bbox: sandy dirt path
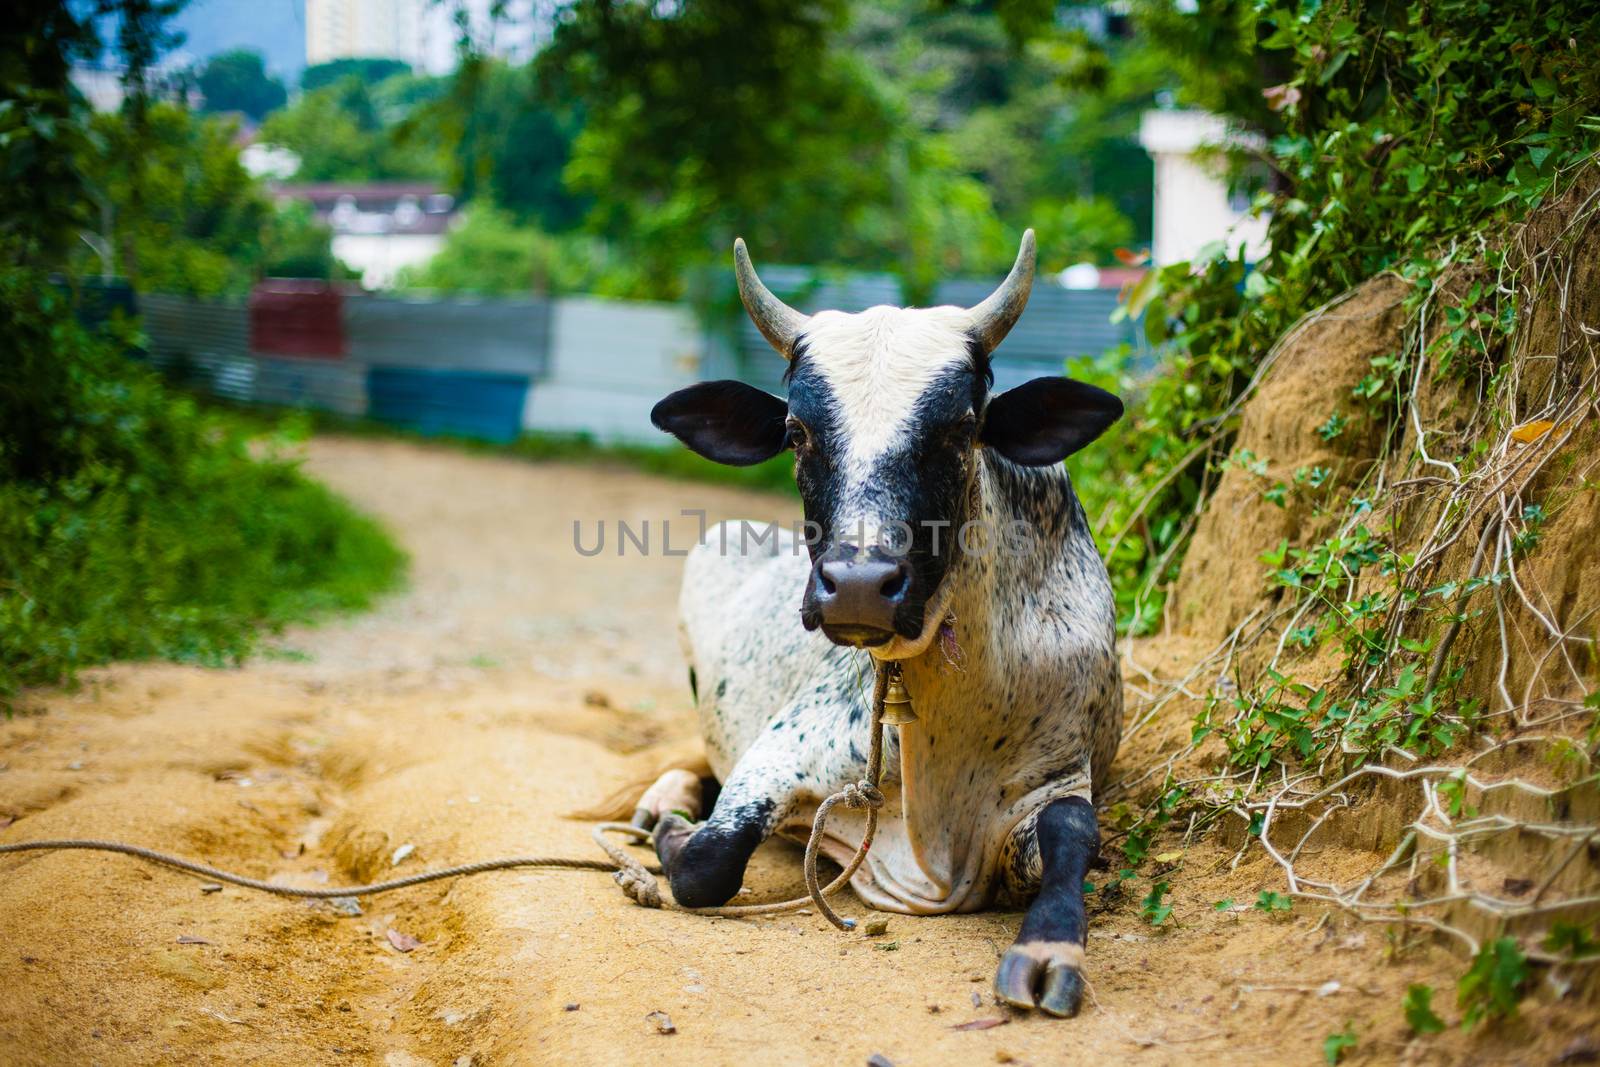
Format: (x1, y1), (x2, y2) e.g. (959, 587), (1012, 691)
(0, 436), (1575, 1067)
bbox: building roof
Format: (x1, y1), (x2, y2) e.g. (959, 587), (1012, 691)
(271, 182), (458, 236)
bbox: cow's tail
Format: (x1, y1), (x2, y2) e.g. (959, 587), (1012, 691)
(566, 742), (713, 821)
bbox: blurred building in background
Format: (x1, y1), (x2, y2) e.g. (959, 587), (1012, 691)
(1139, 109), (1270, 266)
(306, 0), (427, 67)
(273, 182), (459, 289)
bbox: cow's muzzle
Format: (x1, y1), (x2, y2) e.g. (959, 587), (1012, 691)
(800, 545), (913, 647)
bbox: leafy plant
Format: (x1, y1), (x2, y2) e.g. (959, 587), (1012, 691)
(1403, 984), (1446, 1035)
(1254, 891), (1293, 915)
(1457, 938), (1529, 1027)
(1543, 922), (1600, 960)
(1140, 880), (1173, 926)
(0, 272), (405, 702)
(1323, 1025), (1357, 1065)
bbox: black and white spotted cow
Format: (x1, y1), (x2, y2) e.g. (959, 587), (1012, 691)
(641, 231), (1124, 1018)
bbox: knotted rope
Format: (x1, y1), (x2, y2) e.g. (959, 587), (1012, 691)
(0, 666), (891, 931)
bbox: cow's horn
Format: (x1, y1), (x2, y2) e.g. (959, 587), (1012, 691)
(969, 229), (1036, 353)
(734, 237), (807, 359)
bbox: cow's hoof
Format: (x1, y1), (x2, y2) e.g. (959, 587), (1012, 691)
(635, 769), (703, 831)
(994, 941), (1085, 1018)
(652, 811), (697, 869)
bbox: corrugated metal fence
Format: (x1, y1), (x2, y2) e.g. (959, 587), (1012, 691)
(139, 270), (1141, 445)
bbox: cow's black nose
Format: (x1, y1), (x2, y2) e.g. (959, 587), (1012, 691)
(810, 553), (911, 642)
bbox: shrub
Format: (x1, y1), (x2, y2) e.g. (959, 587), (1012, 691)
(0, 270), (405, 702)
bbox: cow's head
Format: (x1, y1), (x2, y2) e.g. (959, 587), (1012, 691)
(652, 231), (1123, 656)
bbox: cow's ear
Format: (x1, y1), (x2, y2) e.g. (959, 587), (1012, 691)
(980, 377), (1123, 466)
(651, 380), (789, 466)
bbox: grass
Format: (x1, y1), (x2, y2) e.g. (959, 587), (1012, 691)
(1, 278), (407, 705)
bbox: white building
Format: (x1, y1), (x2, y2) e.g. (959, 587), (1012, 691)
(306, 0), (427, 68)
(1138, 109), (1270, 266)
(273, 182), (458, 289)
(306, 0), (542, 75)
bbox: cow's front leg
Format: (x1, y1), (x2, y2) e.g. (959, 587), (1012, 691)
(652, 740), (799, 909)
(995, 795), (1099, 1018)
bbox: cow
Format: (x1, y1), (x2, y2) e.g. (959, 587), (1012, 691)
(639, 231), (1124, 1018)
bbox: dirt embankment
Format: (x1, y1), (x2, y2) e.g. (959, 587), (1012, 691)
(2, 435), (1593, 1067)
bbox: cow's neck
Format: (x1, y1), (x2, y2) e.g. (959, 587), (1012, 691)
(882, 453), (1088, 882)
(897, 451), (1081, 704)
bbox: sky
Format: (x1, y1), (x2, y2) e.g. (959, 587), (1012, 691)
(165, 0), (545, 82)
(171, 0), (309, 80)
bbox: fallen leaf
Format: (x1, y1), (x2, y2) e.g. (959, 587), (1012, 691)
(199, 883), (223, 894)
(176, 935), (211, 945)
(1153, 851), (1183, 864)
(875, 940), (900, 951)
(1511, 419), (1555, 443)
(862, 917), (891, 937)
(644, 1010), (676, 1035)
(952, 1017), (1010, 1032)
(391, 843), (415, 867)
(386, 929), (423, 953)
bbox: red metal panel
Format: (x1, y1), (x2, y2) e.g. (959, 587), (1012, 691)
(249, 280), (346, 358)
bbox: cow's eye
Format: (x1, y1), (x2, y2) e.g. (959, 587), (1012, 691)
(785, 416), (812, 452)
(946, 413), (978, 447)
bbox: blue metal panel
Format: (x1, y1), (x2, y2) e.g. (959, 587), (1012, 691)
(366, 366), (529, 443)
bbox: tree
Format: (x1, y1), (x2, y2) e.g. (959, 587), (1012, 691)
(301, 57), (410, 92)
(0, 2), (103, 263)
(197, 48), (287, 120)
(258, 77), (445, 181)
(73, 102), (338, 295)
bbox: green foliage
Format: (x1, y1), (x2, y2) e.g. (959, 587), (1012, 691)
(196, 48), (287, 120)
(524, 0), (1150, 299)
(1084, 0), (1600, 638)
(1457, 938), (1529, 1028)
(1139, 879), (1173, 925)
(1031, 197), (1135, 271)
(0, 3), (105, 263)
(398, 203), (620, 296)
(72, 103), (283, 296)
(1322, 1025), (1357, 1065)
(1254, 890), (1292, 914)
(0, 271), (405, 701)
(261, 200), (343, 281)
(1403, 984), (1446, 1034)
(259, 77), (446, 182)
(1543, 921), (1600, 960)
(301, 58), (411, 92)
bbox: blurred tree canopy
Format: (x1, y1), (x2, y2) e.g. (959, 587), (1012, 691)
(375, 0), (1164, 299)
(196, 48), (286, 120)
(259, 74), (448, 181)
(300, 57), (411, 92)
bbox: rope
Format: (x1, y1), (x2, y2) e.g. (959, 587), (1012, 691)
(0, 666), (892, 930)
(0, 838), (638, 897)
(591, 664), (889, 929)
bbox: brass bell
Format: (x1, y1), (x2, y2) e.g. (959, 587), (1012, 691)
(879, 664), (918, 726)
